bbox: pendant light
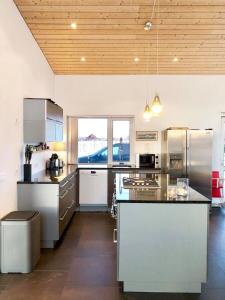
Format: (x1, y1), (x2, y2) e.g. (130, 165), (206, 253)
(143, 103), (152, 121)
(151, 0), (163, 116)
(151, 94), (162, 114)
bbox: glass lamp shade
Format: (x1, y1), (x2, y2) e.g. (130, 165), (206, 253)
(143, 104), (152, 121)
(151, 94), (162, 115)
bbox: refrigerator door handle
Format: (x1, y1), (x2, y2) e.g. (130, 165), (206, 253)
(186, 132), (190, 178)
(186, 148), (190, 178)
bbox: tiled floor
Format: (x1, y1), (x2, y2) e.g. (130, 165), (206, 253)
(1, 209), (225, 299)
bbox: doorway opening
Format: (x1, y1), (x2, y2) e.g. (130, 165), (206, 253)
(212, 115), (225, 207)
(221, 116), (225, 190)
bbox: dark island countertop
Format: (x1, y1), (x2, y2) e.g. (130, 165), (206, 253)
(17, 165), (77, 184)
(115, 173), (211, 204)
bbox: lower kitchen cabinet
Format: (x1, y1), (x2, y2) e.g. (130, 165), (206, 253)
(17, 171), (78, 248)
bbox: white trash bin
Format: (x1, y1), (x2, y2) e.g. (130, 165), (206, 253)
(1, 211), (40, 273)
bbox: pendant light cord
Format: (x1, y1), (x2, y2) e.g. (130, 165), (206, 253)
(146, 0), (158, 75)
(145, 0), (158, 104)
(145, 46), (149, 105)
(151, 0), (158, 20)
(156, 0), (159, 75)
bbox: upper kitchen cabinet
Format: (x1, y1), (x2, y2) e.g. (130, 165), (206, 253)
(23, 98), (63, 143)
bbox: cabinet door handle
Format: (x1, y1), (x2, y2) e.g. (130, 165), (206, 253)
(113, 228), (117, 244)
(60, 208), (69, 221)
(68, 200), (75, 210)
(60, 180), (69, 188)
(59, 190), (68, 199)
(68, 183), (75, 190)
(69, 174), (75, 181)
(59, 201), (75, 221)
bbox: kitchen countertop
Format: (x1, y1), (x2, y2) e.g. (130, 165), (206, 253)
(17, 165), (77, 184)
(17, 164), (161, 184)
(115, 173), (211, 204)
(77, 164), (161, 171)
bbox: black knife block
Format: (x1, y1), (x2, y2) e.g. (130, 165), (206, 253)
(24, 164), (32, 182)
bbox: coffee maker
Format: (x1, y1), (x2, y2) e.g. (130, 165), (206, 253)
(46, 153), (64, 170)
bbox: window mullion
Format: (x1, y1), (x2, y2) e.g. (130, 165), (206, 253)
(108, 118), (113, 164)
(130, 118), (135, 164)
(111, 117), (134, 164)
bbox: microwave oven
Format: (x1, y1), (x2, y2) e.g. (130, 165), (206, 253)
(138, 154), (160, 168)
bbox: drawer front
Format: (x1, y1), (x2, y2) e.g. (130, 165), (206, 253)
(59, 200), (75, 237)
(59, 171), (76, 216)
(58, 171), (76, 237)
(68, 180), (76, 204)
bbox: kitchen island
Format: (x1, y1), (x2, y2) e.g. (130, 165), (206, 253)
(114, 173), (211, 293)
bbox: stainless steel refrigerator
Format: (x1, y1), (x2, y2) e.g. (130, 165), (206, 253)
(161, 128), (213, 199)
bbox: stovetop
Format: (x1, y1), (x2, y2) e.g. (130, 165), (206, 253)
(123, 177), (160, 189)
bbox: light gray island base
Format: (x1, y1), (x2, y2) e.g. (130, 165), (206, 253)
(117, 203), (209, 293)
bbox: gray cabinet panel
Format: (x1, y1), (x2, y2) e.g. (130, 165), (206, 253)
(17, 184), (59, 248)
(24, 98), (63, 143)
(17, 171), (76, 248)
(55, 122), (64, 142)
(46, 101), (63, 122)
(46, 119), (56, 142)
(117, 203), (208, 292)
(55, 106), (63, 123)
(24, 120), (46, 143)
(46, 100), (57, 120)
(23, 99), (46, 121)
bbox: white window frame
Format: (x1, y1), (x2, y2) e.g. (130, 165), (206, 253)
(67, 115), (135, 165)
(220, 113), (225, 176)
(110, 116), (135, 165)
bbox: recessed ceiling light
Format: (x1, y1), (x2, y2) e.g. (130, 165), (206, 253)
(144, 21), (152, 31)
(81, 57), (86, 62)
(134, 57), (139, 62)
(173, 57), (179, 62)
(70, 22), (77, 29)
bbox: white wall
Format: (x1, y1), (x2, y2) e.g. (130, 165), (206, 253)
(55, 75), (225, 170)
(0, 0), (54, 217)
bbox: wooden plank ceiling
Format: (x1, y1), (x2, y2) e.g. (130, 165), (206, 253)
(14, 0), (225, 75)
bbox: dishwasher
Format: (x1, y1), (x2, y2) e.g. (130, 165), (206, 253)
(79, 169), (108, 208)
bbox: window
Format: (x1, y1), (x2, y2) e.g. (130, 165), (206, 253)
(70, 116), (134, 164)
(112, 120), (130, 162)
(78, 118), (108, 164)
